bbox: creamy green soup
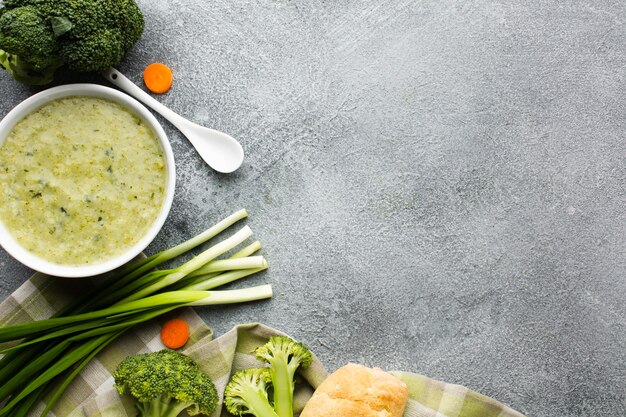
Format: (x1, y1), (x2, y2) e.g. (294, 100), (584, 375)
(0, 96), (167, 265)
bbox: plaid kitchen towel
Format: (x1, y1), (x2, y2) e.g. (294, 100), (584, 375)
(0, 272), (526, 417)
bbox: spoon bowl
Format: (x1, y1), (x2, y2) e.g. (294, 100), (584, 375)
(103, 67), (244, 173)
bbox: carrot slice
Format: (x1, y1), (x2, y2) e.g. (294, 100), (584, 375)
(143, 63), (173, 94)
(160, 318), (189, 349)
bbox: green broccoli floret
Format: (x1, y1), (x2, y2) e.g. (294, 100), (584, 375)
(0, 0), (143, 84)
(0, 5), (63, 84)
(255, 336), (312, 417)
(113, 350), (218, 417)
(224, 368), (279, 417)
(224, 336), (312, 417)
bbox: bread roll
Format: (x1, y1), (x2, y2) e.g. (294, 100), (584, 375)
(300, 363), (409, 417)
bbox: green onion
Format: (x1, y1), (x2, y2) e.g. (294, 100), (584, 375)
(40, 331), (122, 416)
(0, 209), (272, 416)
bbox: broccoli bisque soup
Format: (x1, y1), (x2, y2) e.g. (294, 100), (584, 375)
(0, 96), (167, 265)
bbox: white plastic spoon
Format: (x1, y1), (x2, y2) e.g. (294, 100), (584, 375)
(103, 67), (244, 173)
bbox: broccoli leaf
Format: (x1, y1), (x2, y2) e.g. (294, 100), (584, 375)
(50, 16), (72, 37)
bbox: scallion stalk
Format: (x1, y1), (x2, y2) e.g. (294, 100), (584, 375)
(0, 209), (273, 417)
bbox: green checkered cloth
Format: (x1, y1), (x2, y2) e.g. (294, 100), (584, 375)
(0, 272), (526, 417)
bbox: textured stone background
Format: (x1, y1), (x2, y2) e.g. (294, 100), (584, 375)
(1, 1), (625, 416)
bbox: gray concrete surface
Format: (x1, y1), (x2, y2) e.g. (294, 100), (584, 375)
(1, 1), (625, 415)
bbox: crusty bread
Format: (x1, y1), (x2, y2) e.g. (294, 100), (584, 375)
(300, 363), (409, 417)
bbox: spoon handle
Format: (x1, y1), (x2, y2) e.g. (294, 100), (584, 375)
(102, 68), (188, 131)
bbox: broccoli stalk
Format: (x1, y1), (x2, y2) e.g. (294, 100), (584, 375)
(224, 336), (312, 417)
(0, 0), (144, 84)
(114, 350), (218, 417)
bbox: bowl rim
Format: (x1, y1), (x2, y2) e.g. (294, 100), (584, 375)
(0, 83), (176, 278)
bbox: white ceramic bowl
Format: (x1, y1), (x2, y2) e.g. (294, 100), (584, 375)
(0, 84), (176, 278)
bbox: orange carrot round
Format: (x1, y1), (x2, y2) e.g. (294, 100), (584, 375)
(143, 62), (173, 94)
(160, 318), (189, 349)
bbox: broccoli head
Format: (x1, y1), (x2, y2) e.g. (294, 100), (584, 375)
(0, 0), (144, 84)
(113, 350), (218, 417)
(0, 5), (62, 84)
(224, 368), (279, 417)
